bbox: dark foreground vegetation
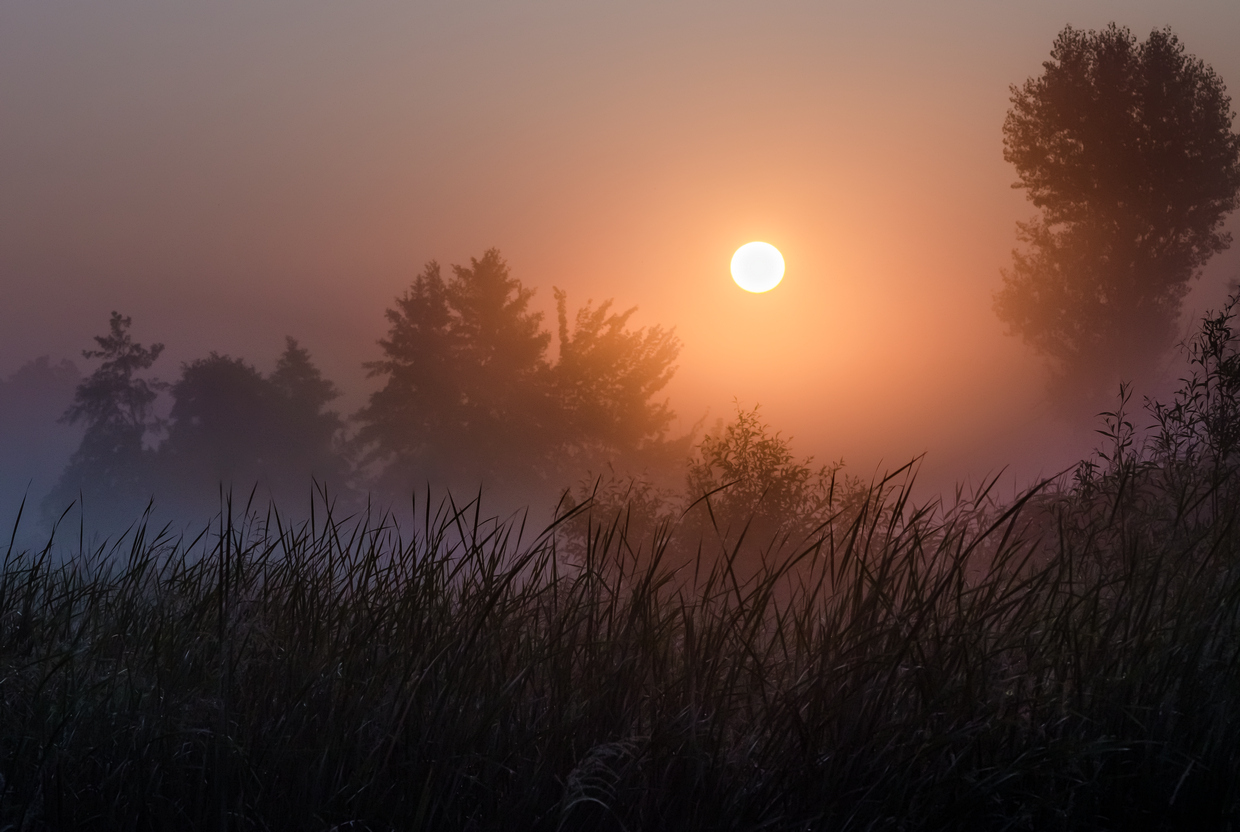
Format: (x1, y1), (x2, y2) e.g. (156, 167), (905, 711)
(2, 475), (1239, 832)
(9, 307), (1240, 831)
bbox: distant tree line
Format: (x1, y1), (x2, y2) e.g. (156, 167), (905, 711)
(43, 313), (347, 523)
(41, 250), (688, 525)
(42, 248), (859, 577)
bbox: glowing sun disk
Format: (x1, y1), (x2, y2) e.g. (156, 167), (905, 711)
(731, 242), (785, 293)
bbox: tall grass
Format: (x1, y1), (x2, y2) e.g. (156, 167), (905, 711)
(3, 453), (1240, 831)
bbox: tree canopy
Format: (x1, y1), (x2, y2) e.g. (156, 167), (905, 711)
(44, 312), (165, 520)
(355, 251), (554, 492)
(684, 402), (852, 549)
(995, 24), (1240, 396)
(45, 314), (347, 524)
(356, 249), (682, 497)
(158, 340), (345, 512)
(45, 252), (683, 519)
(553, 288), (680, 469)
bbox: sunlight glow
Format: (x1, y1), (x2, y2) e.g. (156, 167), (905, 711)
(730, 242), (785, 293)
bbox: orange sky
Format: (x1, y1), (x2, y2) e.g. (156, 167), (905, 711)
(3, 0), (1240, 500)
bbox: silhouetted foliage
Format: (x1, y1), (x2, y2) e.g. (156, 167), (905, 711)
(995, 24), (1240, 398)
(62, 312), (164, 437)
(1148, 297), (1240, 477)
(557, 403), (866, 576)
(40, 315), (348, 524)
(357, 249), (683, 498)
(684, 402), (862, 552)
(43, 312), (164, 521)
(163, 354), (271, 481)
(268, 337), (347, 481)
(356, 251), (554, 493)
(158, 340), (345, 511)
(555, 467), (683, 569)
(1075, 293), (1240, 511)
(1047, 292), (1240, 561)
(0, 357), (80, 424)
(354, 260), (459, 487)
(554, 288), (682, 473)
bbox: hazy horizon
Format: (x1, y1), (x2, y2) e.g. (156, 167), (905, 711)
(5, 0), (1240, 513)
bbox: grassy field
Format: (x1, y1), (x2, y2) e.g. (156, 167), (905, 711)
(3, 435), (1240, 832)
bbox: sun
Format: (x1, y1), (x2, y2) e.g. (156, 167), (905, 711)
(730, 242), (785, 293)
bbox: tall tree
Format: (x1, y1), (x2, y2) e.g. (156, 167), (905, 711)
(445, 249), (554, 475)
(357, 249), (685, 498)
(995, 24), (1240, 397)
(44, 312), (164, 520)
(161, 354), (273, 491)
(158, 341), (345, 511)
(356, 250), (554, 493)
(553, 288), (682, 472)
(355, 261), (456, 486)
(267, 337), (346, 484)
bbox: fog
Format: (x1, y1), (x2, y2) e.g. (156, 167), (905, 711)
(4, 0), (1240, 535)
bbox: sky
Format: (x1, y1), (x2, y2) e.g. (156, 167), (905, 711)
(3, 0), (1240, 505)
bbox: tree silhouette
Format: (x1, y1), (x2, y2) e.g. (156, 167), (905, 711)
(355, 261), (456, 486)
(357, 250), (554, 493)
(268, 337), (346, 484)
(995, 24), (1240, 398)
(44, 312), (164, 520)
(357, 249), (683, 498)
(161, 354), (272, 493)
(553, 288), (682, 472)
(685, 403), (845, 546)
(158, 341), (345, 511)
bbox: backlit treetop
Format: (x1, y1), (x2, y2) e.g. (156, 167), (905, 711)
(356, 249), (683, 496)
(995, 24), (1240, 398)
(553, 288), (680, 469)
(44, 312), (165, 521)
